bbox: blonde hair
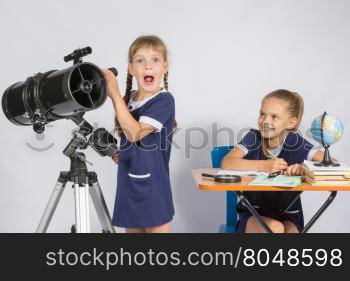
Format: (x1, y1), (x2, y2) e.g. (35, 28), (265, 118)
(261, 89), (304, 157)
(115, 35), (173, 136)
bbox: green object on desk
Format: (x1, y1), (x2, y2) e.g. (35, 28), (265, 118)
(249, 175), (303, 187)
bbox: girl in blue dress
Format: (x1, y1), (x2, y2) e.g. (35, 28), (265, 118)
(222, 89), (326, 233)
(103, 35), (176, 233)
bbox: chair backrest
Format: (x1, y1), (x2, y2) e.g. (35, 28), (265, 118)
(211, 146), (237, 228)
(211, 146), (234, 168)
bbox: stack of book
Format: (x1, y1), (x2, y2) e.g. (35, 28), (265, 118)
(302, 160), (350, 185)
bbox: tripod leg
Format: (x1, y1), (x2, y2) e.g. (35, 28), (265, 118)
(89, 172), (115, 233)
(73, 181), (91, 233)
(36, 172), (68, 233)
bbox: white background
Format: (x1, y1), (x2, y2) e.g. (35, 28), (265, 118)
(0, 0), (349, 232)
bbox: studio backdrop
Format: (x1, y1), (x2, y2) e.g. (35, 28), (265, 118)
(1, 0), (350, 232)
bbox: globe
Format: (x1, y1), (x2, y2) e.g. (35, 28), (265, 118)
(310, 112), (344, 166)
(311, 112), (344, 146)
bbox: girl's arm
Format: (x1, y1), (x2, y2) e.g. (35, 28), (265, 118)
(311, 151), (337, 162)
(103, 69), (155, 142)
(221, 147), (288, 173)
(285, 150), (338, 176)
(312, 151), (324, 162)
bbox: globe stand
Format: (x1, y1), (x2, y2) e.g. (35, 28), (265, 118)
(314, 144), (340, 167)
(313, 111), (340, 167)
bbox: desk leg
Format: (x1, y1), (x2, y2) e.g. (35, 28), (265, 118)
(302, 191), (337, 233)
(236, 191), (273, 233)
(279, 191), (303, 217)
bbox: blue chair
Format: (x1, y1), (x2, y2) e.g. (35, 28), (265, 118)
(211, 146), (237, 233)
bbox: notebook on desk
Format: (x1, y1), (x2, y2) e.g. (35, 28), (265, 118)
(249, 175), (303, 187)
(217, 170), (268, 177)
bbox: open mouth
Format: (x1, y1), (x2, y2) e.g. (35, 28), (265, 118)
(144, 75), (154, 83)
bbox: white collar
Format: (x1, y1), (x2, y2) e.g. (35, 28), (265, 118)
(128, 89), (167, 111)
(266, 134), (288, 158)
(267, 145), (282, 158)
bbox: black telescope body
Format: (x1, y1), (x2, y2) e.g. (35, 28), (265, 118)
(2, 62), (107, 128)
(1, 47), (119, 158)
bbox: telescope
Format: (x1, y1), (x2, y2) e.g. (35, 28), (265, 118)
(2, 46), (118, 157)
(1, 47), (119, 232)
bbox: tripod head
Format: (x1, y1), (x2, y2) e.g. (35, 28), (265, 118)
(63, 114), (118, 161)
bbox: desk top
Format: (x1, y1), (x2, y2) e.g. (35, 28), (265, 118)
(192, 168), (350, 191)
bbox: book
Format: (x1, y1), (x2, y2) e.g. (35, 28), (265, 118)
(302, 160), (350, 177)
(305, 175), (350, 181)
(249, 175), (303, 187)
(304, 176), (350, 186)
(303, 160), (350, 171)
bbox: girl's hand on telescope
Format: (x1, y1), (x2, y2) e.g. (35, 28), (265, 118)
(102, 69), (122, 99)
(111, 153), (119, 164)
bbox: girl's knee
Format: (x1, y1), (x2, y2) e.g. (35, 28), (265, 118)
(145, 223), (171, 233)
(267, 220), (284, 233)
(125, 228), (145, 233)
(283, 220), (299, 233)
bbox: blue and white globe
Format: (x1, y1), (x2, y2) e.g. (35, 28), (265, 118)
(311, 113), (344, 146)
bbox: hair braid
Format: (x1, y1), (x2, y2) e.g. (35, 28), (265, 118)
(115, 72), (133, 136)
(164, 71), (168, 91)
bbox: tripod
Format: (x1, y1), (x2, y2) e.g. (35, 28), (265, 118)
(36, 152), (115, 233)
(36, 143), (115, 233)
(34, 112), (118, 233)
